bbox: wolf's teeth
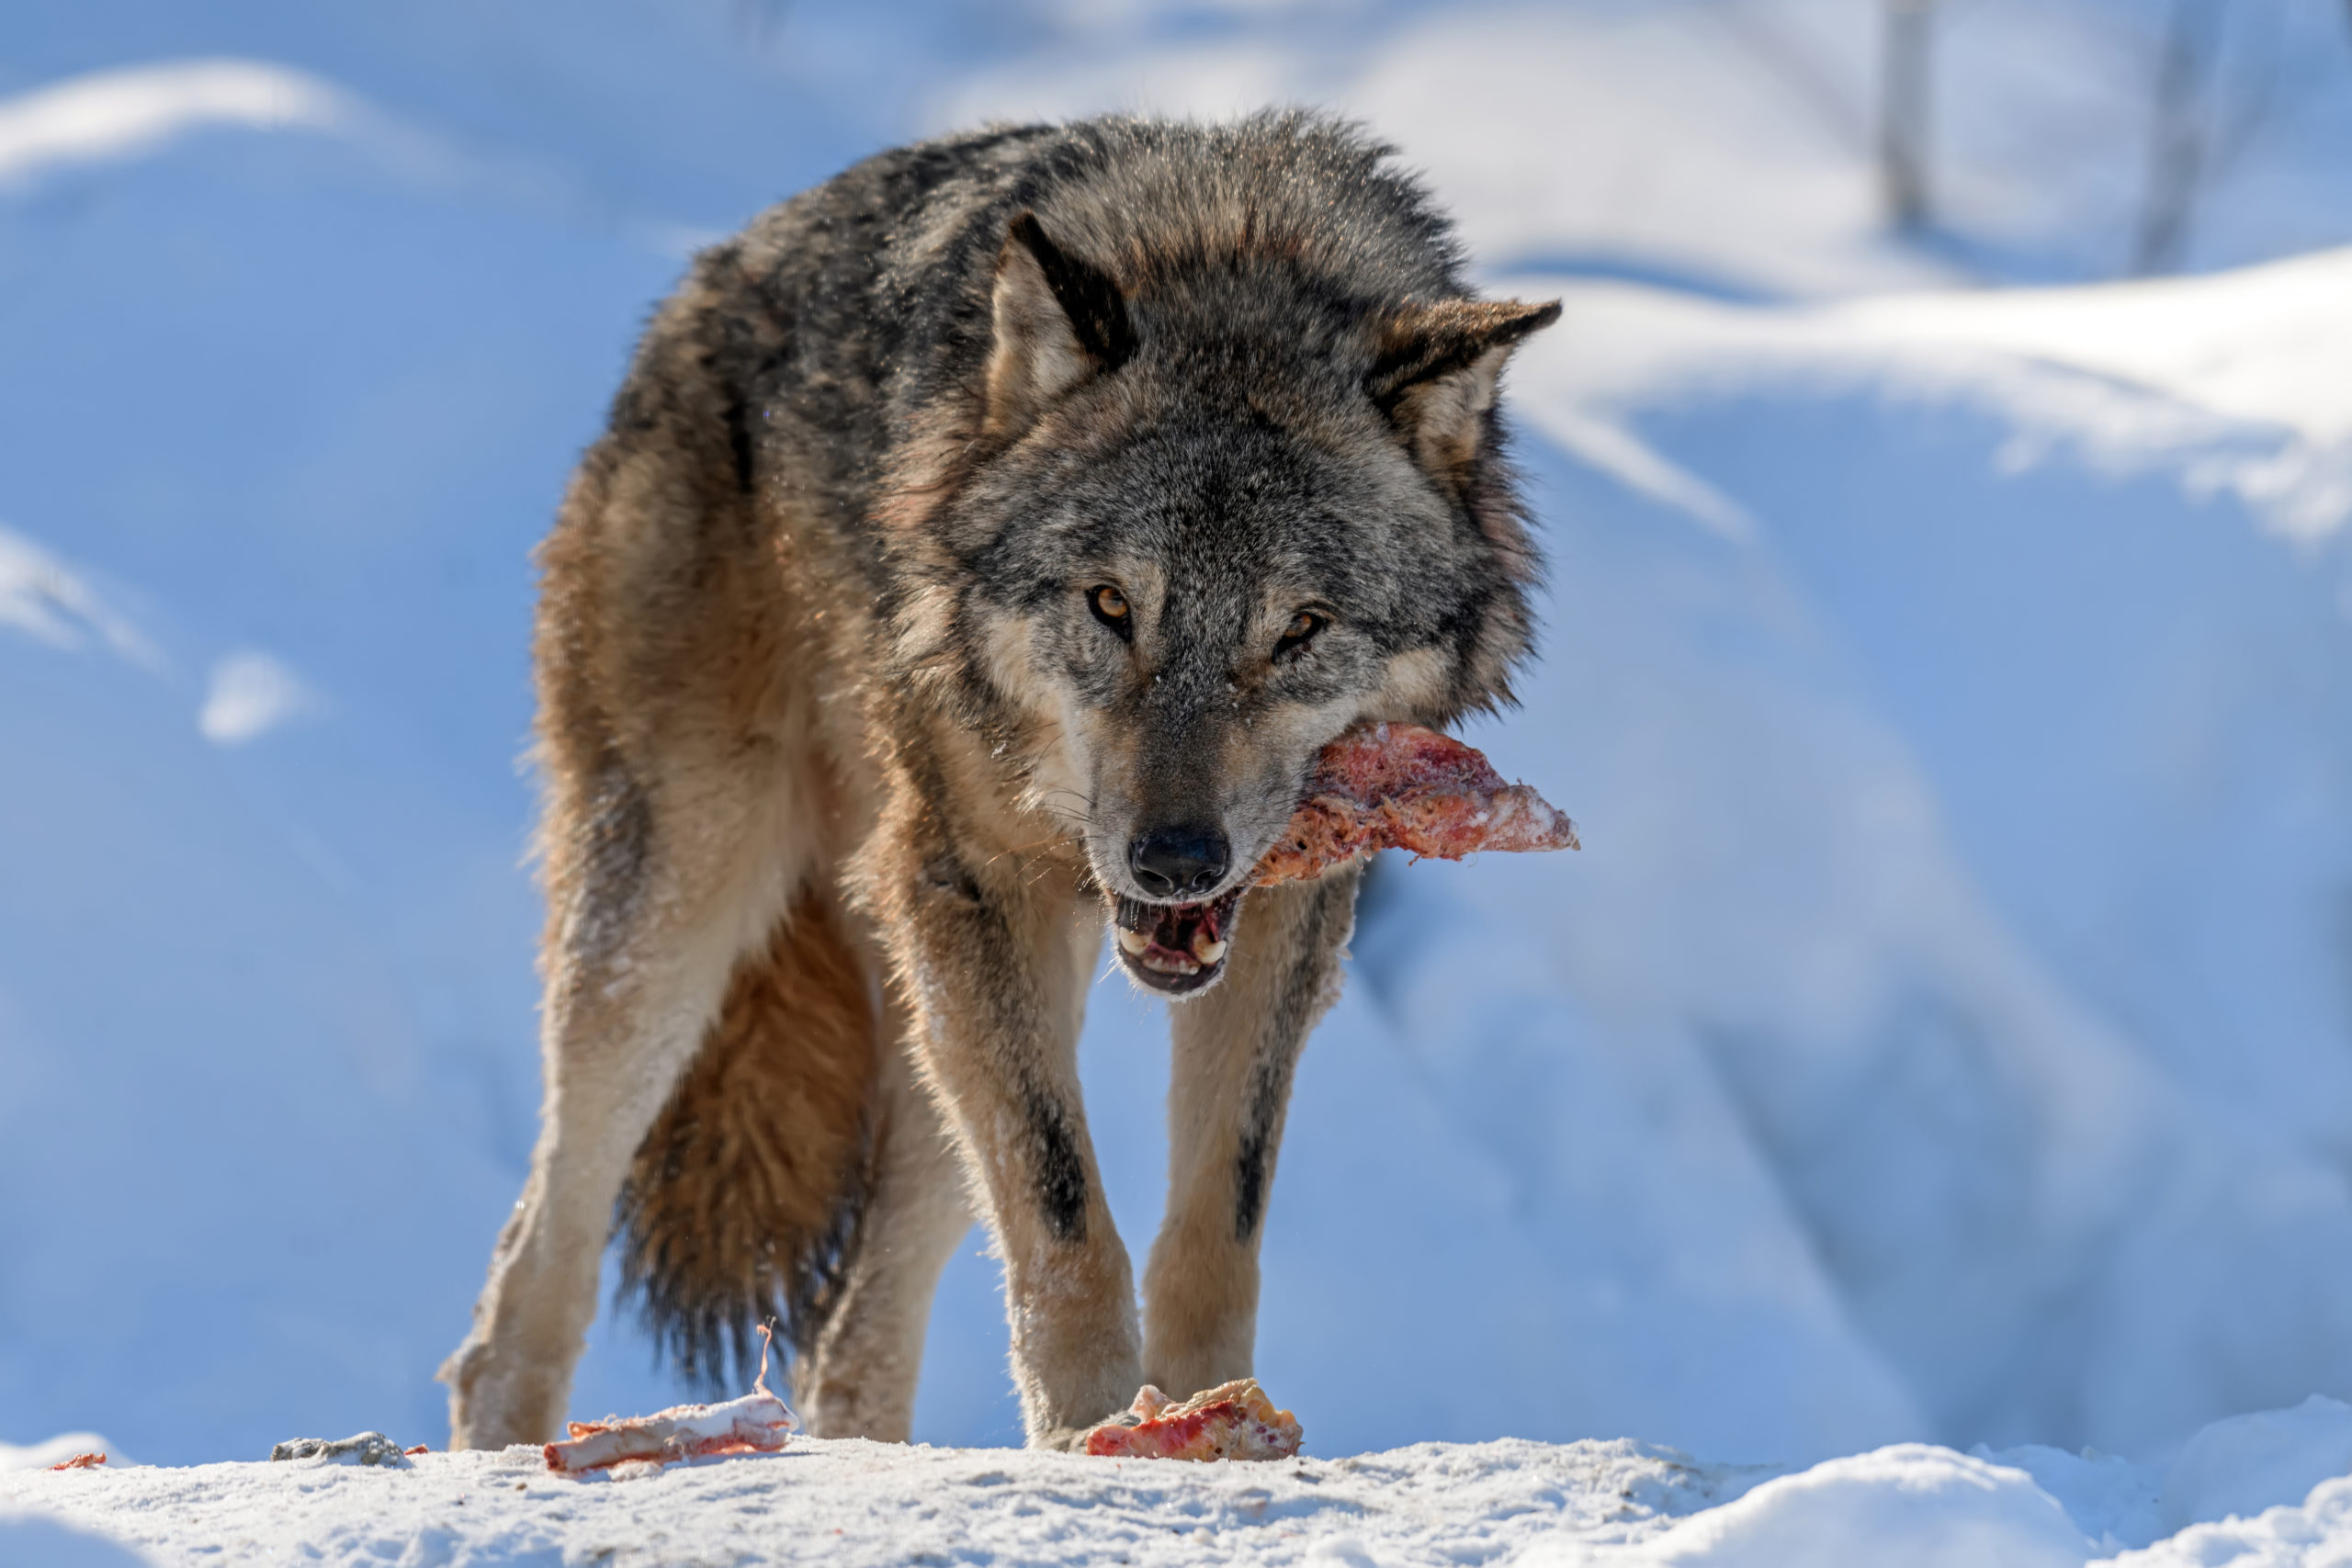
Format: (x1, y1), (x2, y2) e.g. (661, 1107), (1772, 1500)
(1115, 927), (1150, 956)
(1192, 934), (1227, 965)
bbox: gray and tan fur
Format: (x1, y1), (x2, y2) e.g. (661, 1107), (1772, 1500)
(441, 111), (1557, 1451)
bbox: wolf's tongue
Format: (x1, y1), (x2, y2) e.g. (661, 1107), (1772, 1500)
(1111, 886), (1245, 977)
(1152, 907), (1203, 960)
(1113, 908), (1193, 961)
(1110, 902), (1226, 969)
(1171, 910), (1225, 964)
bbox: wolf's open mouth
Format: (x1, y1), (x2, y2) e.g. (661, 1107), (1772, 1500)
(1111, 886), (1245, 995)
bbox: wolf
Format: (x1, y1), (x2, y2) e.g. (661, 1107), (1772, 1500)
(440, 110), (1557, 1452)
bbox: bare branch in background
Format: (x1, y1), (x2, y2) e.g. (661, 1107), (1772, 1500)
(1880, 0), (1938, 231)
(2135, 0), (2223, 275)
(2206, 0), (2281, 178)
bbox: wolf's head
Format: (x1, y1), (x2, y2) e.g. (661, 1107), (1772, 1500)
(898, 144), (1555, 996)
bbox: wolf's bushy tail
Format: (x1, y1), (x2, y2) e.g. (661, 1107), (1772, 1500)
(614, 886), (878, 1393)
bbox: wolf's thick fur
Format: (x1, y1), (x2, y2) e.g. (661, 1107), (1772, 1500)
(442, 112), (1555, 1450)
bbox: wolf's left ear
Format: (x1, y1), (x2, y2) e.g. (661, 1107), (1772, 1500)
(1368, 298), (1562, 479)
(981, 212), (1136, 441)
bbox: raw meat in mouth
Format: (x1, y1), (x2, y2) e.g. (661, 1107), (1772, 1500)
(1252, 721), (1579, 885)
(1110, 723), (1576, 993)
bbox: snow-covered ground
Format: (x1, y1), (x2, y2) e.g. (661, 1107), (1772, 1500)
(13, 1396), (2352, 1565)
(7, 0), (2352, 1562)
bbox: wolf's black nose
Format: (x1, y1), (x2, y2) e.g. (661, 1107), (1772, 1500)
(1129, 826), (1229, 899)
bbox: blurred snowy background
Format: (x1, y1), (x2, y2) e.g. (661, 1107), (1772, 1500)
(4, 0), (2352, 1475)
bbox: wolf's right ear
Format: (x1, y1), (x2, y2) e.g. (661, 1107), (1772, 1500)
(981, 212), (1136, 442)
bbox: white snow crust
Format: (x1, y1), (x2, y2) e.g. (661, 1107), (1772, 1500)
(15, 1405), (2352, 1567)
(2, 1438), (1759, 1567)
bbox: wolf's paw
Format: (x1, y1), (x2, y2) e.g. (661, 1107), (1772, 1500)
(1082, 1379), (1301, 1461)
(1031, 1420), (1115, 1454)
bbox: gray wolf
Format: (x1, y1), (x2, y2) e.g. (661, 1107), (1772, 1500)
(440, 110), (1556, 1451)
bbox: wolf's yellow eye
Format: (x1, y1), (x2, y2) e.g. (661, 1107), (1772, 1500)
(1279, 606), (1336, 658)
(1274, 609), (1327, 660)
(1089, 584), (1133, 638)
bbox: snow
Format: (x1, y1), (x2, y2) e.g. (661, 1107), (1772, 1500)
(0, 1514), (150, 1568)
(1510, 247), (2352, 543)
(937, 4), (1947, 298)
(0, 60), (350, 189)
(1572, 1446), (2093, 1567)
(2157, 1398), (2352, 1538)
(1457, 232), (2352, 1464)
(0, 522), (157, 665)
(938, 0), (2352, 292)
(2, 1436), (1758, 1567)
(6, 0), (2352, 1562)
(12, 1409), (2352, 1565)
(2118, 1477), (2352, 1568)
(197, 649), (321, 746)
(0, 1435), (126, 1474)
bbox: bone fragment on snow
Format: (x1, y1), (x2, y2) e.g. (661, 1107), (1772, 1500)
(544, 1325), (797, 1475)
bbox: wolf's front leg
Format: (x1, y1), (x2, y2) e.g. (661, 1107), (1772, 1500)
(1143, 866), (1360, 1400)
(877, 824), (1142, 1448)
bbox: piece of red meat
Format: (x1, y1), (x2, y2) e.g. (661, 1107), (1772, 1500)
(1253, 722), (1577, 886)
(1083, 1379), (1302, 1461)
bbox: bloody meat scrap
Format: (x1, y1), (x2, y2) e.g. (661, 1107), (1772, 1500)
(1084, 1379), (1302, 1461)
(544, 1326), (797, 1475)
(1253, 723), (1578, 886)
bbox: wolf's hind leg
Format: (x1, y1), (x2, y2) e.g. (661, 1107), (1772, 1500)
(442, 768), (813, 1450)
(795, 999), (974, 1441)
(1143, 866), (1360, 1401)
